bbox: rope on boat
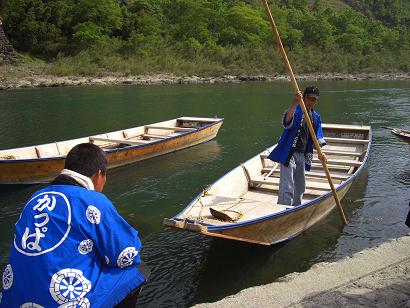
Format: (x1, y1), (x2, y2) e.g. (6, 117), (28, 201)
(185, 184), (212, 221)
(211, 199), (252, 222)
(186, 184), (264, 223)
(0, 155), (17, 159)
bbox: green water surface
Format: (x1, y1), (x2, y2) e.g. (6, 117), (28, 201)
(0, 80), (409, 307)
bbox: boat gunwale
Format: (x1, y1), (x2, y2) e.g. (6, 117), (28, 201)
(0, 118), (224, 163)
(392, 130), (410, 138)
(171, 125), (372, 231)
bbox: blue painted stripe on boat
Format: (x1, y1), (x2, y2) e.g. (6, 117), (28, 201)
(0, 156), (65, 163)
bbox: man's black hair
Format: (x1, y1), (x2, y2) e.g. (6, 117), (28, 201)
(65, 143), (107, 177)
(303, 86), (320, 98)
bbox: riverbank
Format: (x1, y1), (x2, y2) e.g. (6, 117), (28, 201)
(194, 235), (410, 308)
(1, 71), (410, 90)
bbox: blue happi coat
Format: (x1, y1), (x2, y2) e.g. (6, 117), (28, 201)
(268, 105), (326, 171)
(1, 184), (145, 307)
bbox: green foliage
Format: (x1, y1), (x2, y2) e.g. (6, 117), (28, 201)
(1, 0), (69, 56)
(72, 22), (107, 50)
(0, 0), (408, 73)
(72, 0), (122, 34)
(219, 3), (269, 45)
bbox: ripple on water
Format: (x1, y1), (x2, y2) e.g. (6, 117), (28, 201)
(137, 230), (211, 307)
(0, 81), (409, 307)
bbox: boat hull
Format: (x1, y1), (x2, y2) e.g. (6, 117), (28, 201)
(202, 183), (352, 245)
(164, 123), (371, 245)
(392, 131), (410, 144)
(0, 121), (222, 184)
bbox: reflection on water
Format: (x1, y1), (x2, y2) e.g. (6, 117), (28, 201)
(110, 140), (223, 200)
(138, 229), (212, 307)
(397, 169), (410, 186)
(193, 239), (283, 304)
(0, 81), (409, 307)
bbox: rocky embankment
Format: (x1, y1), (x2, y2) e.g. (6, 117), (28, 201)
(0, 20), (17, 63)
(1, 73), (409, 90)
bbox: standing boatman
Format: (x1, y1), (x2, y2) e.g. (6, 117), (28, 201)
(268, 86), (327, 206)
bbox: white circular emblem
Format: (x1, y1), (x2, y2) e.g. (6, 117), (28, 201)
(50, 269), (91, 305)
(104, 256), (110, 265)
(86, 206), (101, 224)
(2, 264), (13, 290)
(78, 239), (93, 255)
(57, 297), (90, 308)
(20, 303), (44, 308)
(117, 247), (138, 268)
(14, 191), (72, 256)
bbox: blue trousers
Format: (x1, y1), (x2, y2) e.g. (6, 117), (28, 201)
(278, 152), (306, 206)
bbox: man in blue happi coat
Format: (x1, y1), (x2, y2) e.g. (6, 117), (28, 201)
(268, 86), (327, 206)
(1, 143), (146, 307)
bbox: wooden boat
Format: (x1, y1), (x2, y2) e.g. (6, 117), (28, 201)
(389, 127), (410, 144)
(164, 123), (371, 245)
(0, 117), (223, 184)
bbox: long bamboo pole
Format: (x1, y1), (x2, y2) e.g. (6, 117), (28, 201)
(261, 0), (348, 225)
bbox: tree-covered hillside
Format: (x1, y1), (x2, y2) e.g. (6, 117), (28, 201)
(0, 0), (408, 75)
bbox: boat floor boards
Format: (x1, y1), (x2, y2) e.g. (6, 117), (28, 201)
(181, 194), (293, 225)
(180, 187), (320, 225)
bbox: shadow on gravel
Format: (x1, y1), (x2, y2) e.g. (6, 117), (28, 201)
(296, 280), (410, 308)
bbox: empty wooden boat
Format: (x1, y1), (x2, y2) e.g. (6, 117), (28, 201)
(0, 117), (223, 184)
(164, 123), (371, 245)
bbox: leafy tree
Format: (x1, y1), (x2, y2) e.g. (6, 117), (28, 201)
(1, 0), (70, 56)
(0, 0), (408, 73)
(162, 0), (216, 44)
(71, 0), (122, 34)
(219, 3), (269, 45)
(72, 22), (107, 50)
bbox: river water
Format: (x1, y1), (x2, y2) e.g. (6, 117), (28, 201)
(0, 80), (409, 306)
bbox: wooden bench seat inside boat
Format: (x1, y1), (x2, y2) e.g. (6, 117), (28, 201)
(143, 133), (167, 139)
(260, 167), (350, 180)
(145, 125), (196, 132)
(250, 185), (325, 197)
(321, 123), (370, 131)
(176, 117), (220, 129)
(313, 149), (363, 157)
(325, 137), (369, 144)
(310, 163), (351, 171)
(177, 116), (219, 123)
(89, 136), (152, 145)
(311, 158), (362, 167)
(35, 143), (62, 158)
(143, 132), (182, 139)
(123, 127), (145, 139)
(260, 147), (364, 161)
(261, 160), (353, 172)
(251, 175), (334, 191)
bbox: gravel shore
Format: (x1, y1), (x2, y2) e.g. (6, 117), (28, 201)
(1, 73), (409, 90)
(194, 235), (410, 308)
